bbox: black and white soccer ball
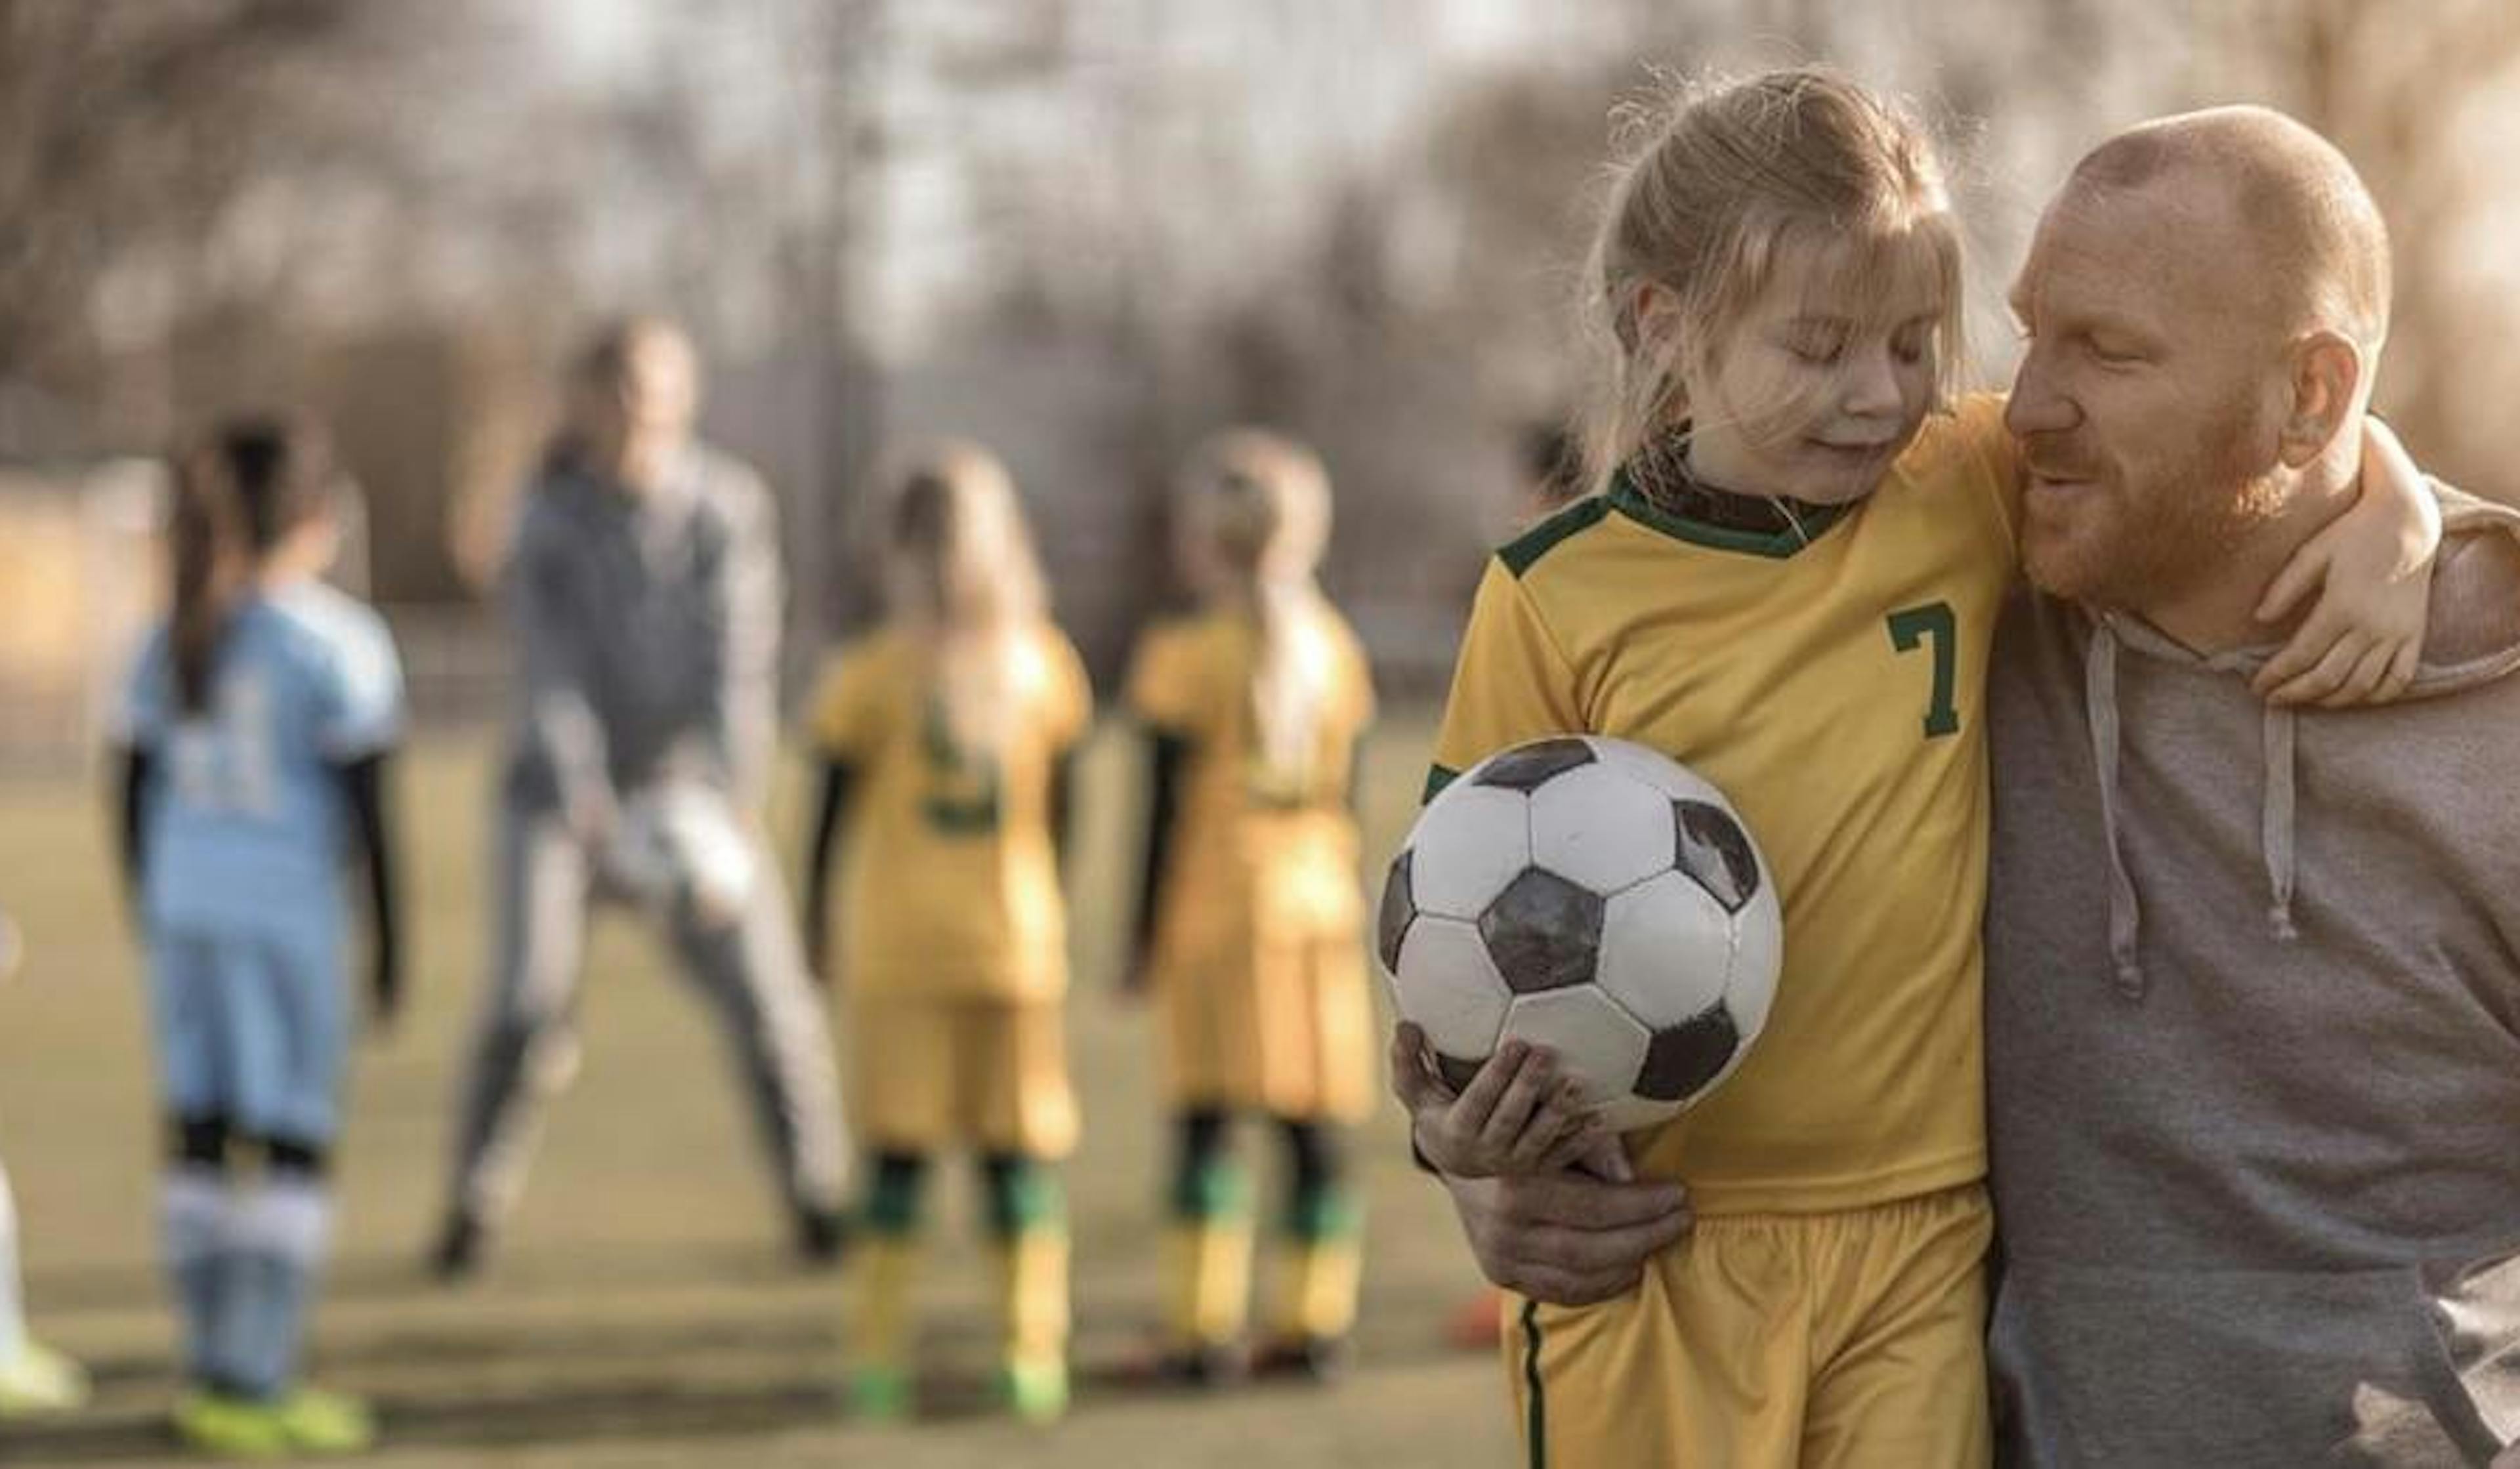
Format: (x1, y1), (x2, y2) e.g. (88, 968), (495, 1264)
(602, 783), (757, 924)
(1379, 735), (1782, 1132)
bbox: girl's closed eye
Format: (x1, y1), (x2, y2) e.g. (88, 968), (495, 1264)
(1779, 321), (1851, 365)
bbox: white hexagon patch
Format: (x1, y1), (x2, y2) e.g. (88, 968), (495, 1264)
(1597, 871), (1736, 1027)
(1391, 915), (1513, 1062)
(1528, 765), (1676, 896)
(1406, 785), (1532, 920)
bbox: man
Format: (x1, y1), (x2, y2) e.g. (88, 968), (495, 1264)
(1988, 108), (2520, 1466)
(432, 317), (848, 1277)
(1405, 108), (2520, 1466)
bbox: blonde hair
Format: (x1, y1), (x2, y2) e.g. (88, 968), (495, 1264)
(1177, 428), (1339, 789)
(876, 441), (1049, 758)
(1578, 66), (1966, 495)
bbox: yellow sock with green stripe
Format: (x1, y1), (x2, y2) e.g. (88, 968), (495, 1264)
(1164, 1153), (1251, 1349)
(848, 1153), (927, 1392)
(1271, 1181), (1361, 1343)
(982, 1155), (1068, 1419)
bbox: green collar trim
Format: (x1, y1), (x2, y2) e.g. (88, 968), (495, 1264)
(1606, 470), (1853, 560)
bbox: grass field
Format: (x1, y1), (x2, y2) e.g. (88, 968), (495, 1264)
(0, 716), (1519, 1468)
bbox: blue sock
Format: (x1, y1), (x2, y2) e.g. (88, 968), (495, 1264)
(159, 1167), (227, 1388)
(217, 1178), (329, 1401)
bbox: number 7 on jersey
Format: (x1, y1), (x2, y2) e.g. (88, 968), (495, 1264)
(1885, 602), (1960, 739)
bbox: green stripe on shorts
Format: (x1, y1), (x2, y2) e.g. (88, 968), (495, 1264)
(1522, 1298), (1547, 1469)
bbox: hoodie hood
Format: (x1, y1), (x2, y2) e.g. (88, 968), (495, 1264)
(2079, 482), (2520, 997)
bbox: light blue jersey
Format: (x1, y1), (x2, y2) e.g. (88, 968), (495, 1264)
(119, 582), (404, 945)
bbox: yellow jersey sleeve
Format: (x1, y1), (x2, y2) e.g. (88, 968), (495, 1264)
(807, 642), (885, 762)
(1041, 628), (1095, 752)
(1428, 556), (1584, 796)
(1950, 390), (2025, 562)
(1124, 623), (1202, 735)
(1339, 626), (1378, 734)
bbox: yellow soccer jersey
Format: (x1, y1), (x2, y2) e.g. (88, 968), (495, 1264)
(1127, 605), (1377, 972)
(808, 622), (1093, 1003)
(1430, 394), (2022, 1216)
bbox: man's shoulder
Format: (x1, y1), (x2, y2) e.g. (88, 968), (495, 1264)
(1988, 585), (2095, 718)
(2415, 503), (2520, 682)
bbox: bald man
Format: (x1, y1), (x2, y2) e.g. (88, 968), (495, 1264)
(1987, 108), (2520, 1466)
(433, 318), (847, 1279)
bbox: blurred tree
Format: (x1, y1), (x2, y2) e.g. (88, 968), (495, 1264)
(2284, 0), (2520, 499)
(0, 0), (368, 445)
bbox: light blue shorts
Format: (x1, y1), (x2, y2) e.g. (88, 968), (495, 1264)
(147, 927), (349, 1146)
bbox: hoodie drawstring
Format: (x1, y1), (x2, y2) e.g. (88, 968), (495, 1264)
(2082, 615), (2303, 1003)
(2084, 622), (2147, 999)
(2261, 704), (2300, 942)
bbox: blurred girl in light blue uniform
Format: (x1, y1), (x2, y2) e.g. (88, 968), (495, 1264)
(113, 415), (403, 1457)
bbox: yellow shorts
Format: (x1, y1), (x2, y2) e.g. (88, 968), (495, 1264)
(1158, 934), (1376, 1122)
(1506, 1183), (1992, 1469)
(848, 997), (1078, 1159)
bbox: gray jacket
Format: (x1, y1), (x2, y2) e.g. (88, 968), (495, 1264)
(1986, 491), (2520, 1467)
(501, 444), (783, 817)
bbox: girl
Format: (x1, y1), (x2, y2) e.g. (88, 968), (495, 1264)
(1124, 430), (1379, 1384)
(802, 442), (1092, 1424)
(1392, 68), (2437, 1467)
(114, 416), (403, 1457)
(0, 911), (91, 1418)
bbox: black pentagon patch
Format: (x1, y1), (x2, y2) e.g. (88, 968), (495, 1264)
(1377, 849), (1415, 972)
(1674, 799), (1761, 913)
(1434, 1052), (1486, 1094)
(1635, 1008), (1741, 1103)
(1478, 867), (1603, 995)
(1472, 737), (1598, 793)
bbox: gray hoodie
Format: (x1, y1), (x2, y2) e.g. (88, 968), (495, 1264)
(1986, 492), (2520, 1468)
(500, 444), (784, 818)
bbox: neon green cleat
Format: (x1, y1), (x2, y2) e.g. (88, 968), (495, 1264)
(272, 1385), (376, 1455)
(847, 1364), (912, 1422)
(0, 1339), (91, 1416)
(173, 1391), (290, 1459)
(998, 1356), (1069, 1425)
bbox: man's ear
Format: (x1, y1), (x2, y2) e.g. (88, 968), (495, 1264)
(2278, 330), (2364, 469)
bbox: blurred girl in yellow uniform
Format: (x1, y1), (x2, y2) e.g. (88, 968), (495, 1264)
(1124, 430), (1378, 1383)
(802, 443), (1092, 1424)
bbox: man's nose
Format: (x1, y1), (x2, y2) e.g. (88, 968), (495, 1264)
(2004, 349), (2078, 438)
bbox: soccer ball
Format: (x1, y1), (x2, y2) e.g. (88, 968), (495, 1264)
(1379, 735), (1782, 1132)
(603, 785), (757, 924)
